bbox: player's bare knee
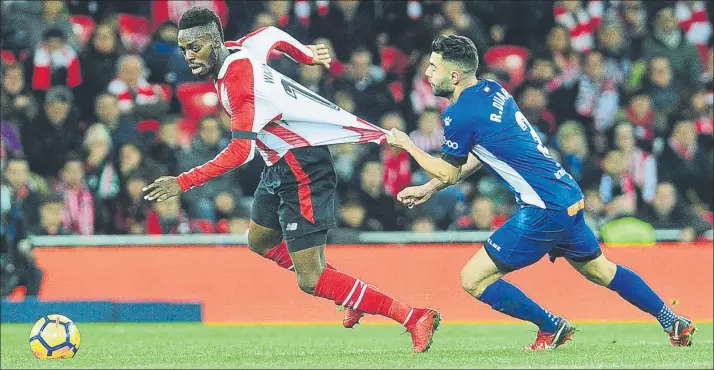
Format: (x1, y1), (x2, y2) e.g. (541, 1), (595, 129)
(460, 266), (492, 298)
(247, 225), (282, 256)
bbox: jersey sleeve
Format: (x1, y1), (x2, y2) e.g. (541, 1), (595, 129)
(440, 110), (474, 167)
(176, 59), (258, 192)
(231, 26), (314, 64)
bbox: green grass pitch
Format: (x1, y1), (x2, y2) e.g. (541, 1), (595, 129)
(1, 322), (712, 369)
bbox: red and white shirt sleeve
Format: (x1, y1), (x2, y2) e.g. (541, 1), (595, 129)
(176, 58), (259, 192)
(226, 26), (314, 64)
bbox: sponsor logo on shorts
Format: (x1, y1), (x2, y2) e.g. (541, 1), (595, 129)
(487, 237), (501, 251)
(286, 223), (298, 231)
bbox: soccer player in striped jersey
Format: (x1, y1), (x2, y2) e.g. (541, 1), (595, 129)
(141, 7), (439, 353)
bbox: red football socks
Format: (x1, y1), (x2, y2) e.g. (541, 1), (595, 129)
(313, 268), (416, 327)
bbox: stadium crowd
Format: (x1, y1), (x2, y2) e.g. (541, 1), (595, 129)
(1, 0), (712, 274)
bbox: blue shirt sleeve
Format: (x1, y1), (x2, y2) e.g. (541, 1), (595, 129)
(440, 109), (474, 167)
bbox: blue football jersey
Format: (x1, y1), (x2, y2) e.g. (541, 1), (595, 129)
(441, 79), (583, 211)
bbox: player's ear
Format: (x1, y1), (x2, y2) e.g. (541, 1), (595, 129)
(450, 70), (460, 85)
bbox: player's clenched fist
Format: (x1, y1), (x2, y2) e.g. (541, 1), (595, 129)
(386, 128), (413, 151)
(397, 185), (436, 209)
(142, 176), (181, 202)
(307, 44), (331, 69)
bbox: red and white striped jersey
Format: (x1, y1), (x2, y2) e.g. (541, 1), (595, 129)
(176, 26), (388, 192)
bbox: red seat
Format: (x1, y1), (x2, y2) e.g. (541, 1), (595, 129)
(176, 81), (220, 137)
(117, 14), (151, 53)
(483, 45), (530, 91)
(70, 15), (95, 48)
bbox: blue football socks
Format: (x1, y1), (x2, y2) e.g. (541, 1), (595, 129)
(478, 279), (560, 333)
(607, 264), (674, 331)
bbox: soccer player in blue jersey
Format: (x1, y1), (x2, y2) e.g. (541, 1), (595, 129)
(386, 35), (697, 350)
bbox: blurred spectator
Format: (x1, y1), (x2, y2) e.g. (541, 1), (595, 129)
(380, 112), (412, 197)
(28, 28), (82, 93)
(599, 150), (637, 220)
(355, 161), (401, 231)
(642, 56), (682, 119)
(213, 191), (245, 234)
(113, 171), (151, 235)
(146, 196), (192, 235)
(685, 88), (714, 151)
(450, 197), (498, 231)
(21, 86), (83, 179)
(52, 156), (95, 236)
(603, 0), (648, 60)
(143, 21), (198, 88)
(5, 0), (80, 52)
(409, 108), (443, 155)
(78, 23), (126, 120)
(613, 92), (667, 152)
(583, 187), (606, 230)
(30, 193), (72, 236)
(554, 120), (600, 189)
(516, 83), (556, 138)
(575, 50), (619, 145)
(1, 157), (42, 229)
(553, 0), (604, 53)
(675, 1), (711, 61)
(108, 54), (169, 121)
(411, 216), (436, 233)
(176, 116), (239, 221)
(264, 0), (309, 43)
(83, 123), (120, 234)
(658, 118), (714, 211)
(524, 52), (557, 88)
(432, 1), (490, 56)
(0, 204), (42, 299)
(343, 47), (394, 123)
(1, 62), (39, 130)
(117, 142), (165, 186)
(642, 6), (703, 87)
(595, 19), (632, 86)
(93, 93), (144, 157)
(309, 0), (381, 62)
(147, 117), (181, 175)
(612, 122), (657, 204)
(297, 63), (333, 99)
(637, 183), (712, 242)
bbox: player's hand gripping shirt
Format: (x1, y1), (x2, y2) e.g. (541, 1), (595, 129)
(441, 79), (584, 212)
(177, 26), (388, 192)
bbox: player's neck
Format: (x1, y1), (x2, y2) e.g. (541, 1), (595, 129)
(451, 77), (479, 102)
(211, 47), (232, 78)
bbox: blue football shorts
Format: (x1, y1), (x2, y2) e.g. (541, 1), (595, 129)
(483, 202), (602, 273)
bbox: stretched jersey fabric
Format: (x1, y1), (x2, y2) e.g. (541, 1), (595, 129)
(177, 26), (388, 192)
(441, 79), (584, 212)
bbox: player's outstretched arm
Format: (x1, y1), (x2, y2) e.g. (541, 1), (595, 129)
(387, 128), (465, 185)
(235, 26), (330, 68)
(397, 154), (482, 208)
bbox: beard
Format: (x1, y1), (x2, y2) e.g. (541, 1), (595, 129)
(431, 79), (454, 98)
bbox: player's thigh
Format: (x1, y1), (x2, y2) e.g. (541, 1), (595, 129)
(566, 254), (617, 287)
(482, 207), (561, 274)
(248, 178), (282, 255)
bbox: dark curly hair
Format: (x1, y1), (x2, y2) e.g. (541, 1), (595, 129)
(431, 35), (479, 75)
(178, 7), (224, 42)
